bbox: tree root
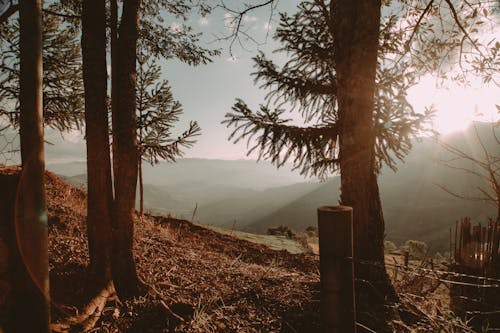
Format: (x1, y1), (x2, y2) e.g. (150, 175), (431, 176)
(51, 281), (117, 332)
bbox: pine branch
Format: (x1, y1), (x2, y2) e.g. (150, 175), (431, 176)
(223, 99), (339, 176)
(136, 48), (200, 165)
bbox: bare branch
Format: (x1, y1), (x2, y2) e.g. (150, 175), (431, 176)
(437, 123), (499, 219)
(437, 160), (488, 180)
(215, 0), (278, 55)
(0, 3), (18, 24)
(443, 0), (485, 58)
(435, 183), (495, 205)
(42, 9), (80, 20)
(404, 0), (434, 52)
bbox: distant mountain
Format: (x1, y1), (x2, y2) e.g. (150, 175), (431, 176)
(50, 122), (498, 253)
(194, 181), (323, 227)
(47, 161), (87, 177)
(48, 158), (306, 190)
(49, 159), (315, 223)
(247, 122), (498, 252)
(243, 179), (339, 233)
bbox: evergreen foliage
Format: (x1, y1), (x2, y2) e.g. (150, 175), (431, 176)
(136, 47), (201, 165)
(140, 0), (220, 65)
(0, 5), (84, 132)
(223, 0), (432, 178)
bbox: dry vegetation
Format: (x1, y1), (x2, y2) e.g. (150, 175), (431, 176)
(43, 172), (482, 332)
(46, 173), (320, 332)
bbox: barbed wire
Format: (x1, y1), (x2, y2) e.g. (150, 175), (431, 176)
(384, 262), (500, 286)
(341, 256), (500, 285)
(353, 269), (500, 333)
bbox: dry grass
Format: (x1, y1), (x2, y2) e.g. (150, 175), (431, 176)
(38, 171), (484, 332)
(46, 173), (320, 332)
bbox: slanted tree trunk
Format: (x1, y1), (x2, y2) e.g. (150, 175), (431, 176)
(9, 0), (50, 331)
(81, 0), (113, 290)
(333, 0), (396, 330)
(111, 0), (142, 298)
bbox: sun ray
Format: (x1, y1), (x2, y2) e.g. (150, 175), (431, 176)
(408, 75), (499, 136)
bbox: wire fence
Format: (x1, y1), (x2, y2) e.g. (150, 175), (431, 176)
(349, 252), (500, 332)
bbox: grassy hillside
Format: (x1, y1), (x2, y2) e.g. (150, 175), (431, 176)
(0, 168), (479, 332)
(38, 171), (321, 332)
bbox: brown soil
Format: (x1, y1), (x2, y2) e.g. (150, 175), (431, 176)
(45, 172), (321, 332)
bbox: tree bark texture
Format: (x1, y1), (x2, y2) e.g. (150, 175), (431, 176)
(139, 156), (144, 216)
(333, 0), (396, 330)
(111, 0), (142, 298)
(10, 0), (50, 331)
(82, 0), (114, 290)
(111, 0), (119, 182)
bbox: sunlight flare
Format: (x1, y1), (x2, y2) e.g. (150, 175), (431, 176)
(408, 75), (499, 135)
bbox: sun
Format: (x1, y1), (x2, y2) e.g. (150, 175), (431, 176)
(407, 75), (499, 135)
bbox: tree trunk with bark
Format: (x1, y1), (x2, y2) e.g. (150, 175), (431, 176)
(81, 0), (113, 290)
(333, 0), (396, 330)
(139, 156), (144, 216)
(110, 0), (119, 182)
(111, 0), (143, 298)
(9, 0), (50, 331)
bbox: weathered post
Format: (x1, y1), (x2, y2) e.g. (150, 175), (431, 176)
(317, 205), (356, 333)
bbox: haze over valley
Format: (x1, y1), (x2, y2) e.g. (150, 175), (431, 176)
(49, 123), (497, 253)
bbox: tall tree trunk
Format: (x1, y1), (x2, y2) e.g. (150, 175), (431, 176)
(110, 0), (119, 182)
(111, 0), (142, 299)
(138, 107), (144, 216)
(333, 0), (396, 330)
(82, 0), (113, 290)
(139, 156), (144, 216)
(9, 0), (50, 331)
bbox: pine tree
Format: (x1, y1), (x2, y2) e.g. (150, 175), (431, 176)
(110, 0), (143, 298)
(222, 1), (430, 328)
(136, 48), (201, 216)
(0, 4), (84, 131)
(10, 0), (49, 331)
(223, 1), (429, 178)
(109, 0), (218, 298)
(223, 0), (497, 328)
(81, 0), (114, 295)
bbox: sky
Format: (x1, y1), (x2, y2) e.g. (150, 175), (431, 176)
(145, 1), (500, 160)
(2, 0), (498, 164)
(155, 1), (300, 160)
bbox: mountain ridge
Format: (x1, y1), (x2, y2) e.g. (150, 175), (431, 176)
(48, 122), (498, 253)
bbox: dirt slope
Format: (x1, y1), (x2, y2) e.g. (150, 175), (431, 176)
(45, 172), (320, 332)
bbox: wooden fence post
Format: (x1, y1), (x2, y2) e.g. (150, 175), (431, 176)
(317, 205), (356, 333)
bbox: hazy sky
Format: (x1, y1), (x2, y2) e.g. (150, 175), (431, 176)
(43, 1), (302, 162)
(153, 1), (301, 160)
(4, 1), (498, 164)
(139, 1), (499, 160)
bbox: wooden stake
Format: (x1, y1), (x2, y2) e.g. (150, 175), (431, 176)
(317, 205), (356, 333)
